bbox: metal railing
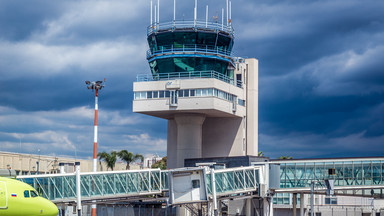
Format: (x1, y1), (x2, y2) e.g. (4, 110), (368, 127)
(273, 159), (384, 189)
(136, 71), (243, 88)
(147, 44), (234, 60)
(17, 169), (163, 202)
(206, 167), (260, 196)
(147, 21), (234, 36)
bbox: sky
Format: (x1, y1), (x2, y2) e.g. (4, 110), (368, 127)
(0, 0), (383, 160)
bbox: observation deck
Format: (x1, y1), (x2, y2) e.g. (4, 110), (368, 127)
(146, 44), (234, 63)
(147, 21), (234, 37)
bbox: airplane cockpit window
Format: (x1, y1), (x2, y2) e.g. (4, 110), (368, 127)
(24, 190), (30, 198)
(30, 190), (38, 198)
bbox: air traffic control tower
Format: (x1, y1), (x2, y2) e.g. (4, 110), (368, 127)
(133, 1), (258, 168)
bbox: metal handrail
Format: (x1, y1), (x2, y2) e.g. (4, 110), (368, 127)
(136, 71), (243, 88)
(147, 20), (234, 36)
(146, 44), (234, 59)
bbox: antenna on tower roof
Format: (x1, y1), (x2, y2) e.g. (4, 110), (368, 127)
(229, 0), (232, 26)
(157, 0), (160, 24)
(150, 0), (153, 25)
(206, 5), (208, 27)
(221, 8), (224, 30)
(173, 0), (176, 23)
(226, 0), (229, 27)
(194, 0), (197, 26)
(154, 4), (157, 26)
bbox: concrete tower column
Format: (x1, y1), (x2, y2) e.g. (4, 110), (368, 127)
(174, 114), (206, 168)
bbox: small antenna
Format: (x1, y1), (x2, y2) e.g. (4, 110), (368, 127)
(157, 0), (160, 24)
(221, 8), (224, 30)
(206, 5), (208, 27)
(154, 5), (157, 25)
(229, 0), (232, 25)
(173, 0), (176, 23)
(194, 0), (197, 26)
(226, 0), (229, 26)
(150, 0), (153, 25)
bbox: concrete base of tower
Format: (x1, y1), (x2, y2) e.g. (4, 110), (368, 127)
(167, 113), (206, 169)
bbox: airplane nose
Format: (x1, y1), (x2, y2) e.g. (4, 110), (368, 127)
(44, 201), (59, 216)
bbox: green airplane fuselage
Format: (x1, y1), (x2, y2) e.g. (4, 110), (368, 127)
(0, 177), (58, 216)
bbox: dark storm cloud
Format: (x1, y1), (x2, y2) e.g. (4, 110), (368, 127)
(231, 0), (384, 158)
(0, 1), (67, 41)
(0, 0), (383, 159)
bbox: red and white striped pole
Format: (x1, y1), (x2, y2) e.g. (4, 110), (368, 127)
(92, 88), (98, 216)
(93, 88), (99, 172)
(85, 80), (104, 216)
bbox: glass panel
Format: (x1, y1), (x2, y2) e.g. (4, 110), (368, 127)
(30, 190), (38, 198)
(372, 161), (381, 185)
(147, 91), (152, 99)
(140, 92), (146, 99)
(184, 90), (189, 97)
(196, 89), (202, 96)
(159, 91), (165, 98)
(354, 161), (363, 185)
(334, 162), (344, 186)
(363, 161), (372, 185)
(153, 91), (158, 98)
(208, 88), (213, 96)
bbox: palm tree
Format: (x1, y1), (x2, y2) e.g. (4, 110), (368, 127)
(278, 155), (293, 160)
(97, 151), (117, 171)
(258, 151), (264, 157)
(117, 150), (144, 170)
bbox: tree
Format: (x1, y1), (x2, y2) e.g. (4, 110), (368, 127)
(258, 151), (264, 157)
(278, 155), (293, 160)
(98, 151), (117, 171)
(117, 150), (144, 170)
(151, 157), (167, 170)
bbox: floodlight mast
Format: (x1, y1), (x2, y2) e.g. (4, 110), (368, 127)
(85, 80), (104, 216)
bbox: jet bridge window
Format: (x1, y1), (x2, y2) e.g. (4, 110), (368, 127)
(24, 190), (30, 198)
(192, 179), (200, 188)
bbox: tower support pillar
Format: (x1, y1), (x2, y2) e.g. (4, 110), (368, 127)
(172, 114), (205, 168)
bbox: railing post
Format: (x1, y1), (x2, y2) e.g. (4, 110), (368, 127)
(149, 170), (152, 192)
(75, 162), (82, 216)
(310, 181), (314, 216)
(211, 168), (218, 216)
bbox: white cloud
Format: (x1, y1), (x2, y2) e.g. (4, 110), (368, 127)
(306, 45), (384, 96)
(31, 1), (148, 43)
(123, 133), (167, 153)
(0, 40), (146, 79)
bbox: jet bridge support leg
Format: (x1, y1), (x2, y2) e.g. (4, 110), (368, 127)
(300, 193), (304, 216)
(263, 197), (273, 216)
(293, 193), (297, 216)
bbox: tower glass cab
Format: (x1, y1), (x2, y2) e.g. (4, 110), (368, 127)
(146, 21), (235, 81)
